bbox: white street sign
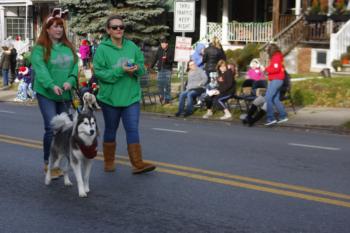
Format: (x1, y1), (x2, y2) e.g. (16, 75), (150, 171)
(174, 0), (195, 32)
(174, 36), (192, 62)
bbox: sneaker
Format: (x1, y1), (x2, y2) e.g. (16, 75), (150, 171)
(194, 100), (202, 108)
(175, 112), (182, 117)
(277, 118), (288, 124)
(183, 111), (192, 117)
(202, 111), (213, 119)
(220, 113), (232, 120)
(265, 120), (277, 126)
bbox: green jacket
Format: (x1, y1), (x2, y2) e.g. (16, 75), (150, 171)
(31, 43), (78, 101)
(93, 37), (145, 107)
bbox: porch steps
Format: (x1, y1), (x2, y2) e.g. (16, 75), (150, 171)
(341, 64), (350, 73)
(333, 71), (350, 77)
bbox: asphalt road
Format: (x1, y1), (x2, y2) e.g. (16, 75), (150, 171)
(0, 102), (349, 233)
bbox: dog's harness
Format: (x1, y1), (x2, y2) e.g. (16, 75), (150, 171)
(78, 139), (98, 159)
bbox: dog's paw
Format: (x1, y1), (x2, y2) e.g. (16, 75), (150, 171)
(84, 187), (90, 193)
(64, 180), (73, 186)
(79, 191), (88, 198)
(45, 177), (51, 185)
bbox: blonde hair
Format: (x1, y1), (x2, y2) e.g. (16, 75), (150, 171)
(211, 36), (222, 49)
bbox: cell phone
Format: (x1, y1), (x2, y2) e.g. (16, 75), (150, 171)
(126, 60), (135, 67)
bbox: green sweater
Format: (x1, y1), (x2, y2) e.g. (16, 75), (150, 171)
(93, 37), (145, 107)
(31, 43), (78, 101)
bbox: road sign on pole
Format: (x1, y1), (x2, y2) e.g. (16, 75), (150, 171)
(174, 0), (196, 91)
(174, 36), (192, 63)
(174, 0), (195, 33)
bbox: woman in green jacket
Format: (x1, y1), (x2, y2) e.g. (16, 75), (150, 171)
(93, 15), (155, 174)
(31, 15), (78, 177)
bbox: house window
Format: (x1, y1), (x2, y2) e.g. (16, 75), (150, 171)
(316, 51), (327, 64)
(6, 17), (33, 40)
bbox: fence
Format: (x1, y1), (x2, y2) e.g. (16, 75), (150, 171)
(208, 21), (273, 43)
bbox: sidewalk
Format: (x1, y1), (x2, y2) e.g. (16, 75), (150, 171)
(1, 88), (349, 132)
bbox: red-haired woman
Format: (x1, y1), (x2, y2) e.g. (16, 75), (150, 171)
(31, 16), (78, 177)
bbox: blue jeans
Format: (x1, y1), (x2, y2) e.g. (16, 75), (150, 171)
(265, 80), (287, 122)
(177, 89), (202, 114)
(37, 94), (71, 164)
(2, 69), (9, 86)
(100, 101), (140, 144)
(157, 69), (172, 101)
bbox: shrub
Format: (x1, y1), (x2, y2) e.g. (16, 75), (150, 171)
(225, 43), (260, 71)
(331, 59), (342, 70)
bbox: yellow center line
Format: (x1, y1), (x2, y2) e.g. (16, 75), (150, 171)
(1, 134), (350, 208)
(117, 156), (350, 201)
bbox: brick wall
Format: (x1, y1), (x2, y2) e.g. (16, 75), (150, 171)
(297, 48), (311, 73)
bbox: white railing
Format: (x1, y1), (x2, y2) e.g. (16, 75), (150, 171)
(227, 21), (273, 42)
(329, 20), (350, 68)
(207, 22), (222, 41)
(207, 21), (273, 43)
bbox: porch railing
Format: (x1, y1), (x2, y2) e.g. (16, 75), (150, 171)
(279, 15), (296, 33)
(329, 20), (350, 67)
(227, 21), (273, 42)
(207, 21), (273, 43)
(259, 16), (305, 65)
(207, 22), (222, 41)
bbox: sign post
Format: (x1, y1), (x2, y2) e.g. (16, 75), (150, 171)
(174, 0), (195, 92)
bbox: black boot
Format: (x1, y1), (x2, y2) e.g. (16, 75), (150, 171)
(243, 105), (258, 125)
(249, 110), (266, 126)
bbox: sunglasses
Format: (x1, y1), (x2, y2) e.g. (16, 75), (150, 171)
(109, 25), (125, 30)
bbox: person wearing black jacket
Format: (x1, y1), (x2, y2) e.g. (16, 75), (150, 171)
(202, 37), (226, 82)
(150, 38), (174, 104)
(9, 46), (17, 85)
(202, 60), (236, 120)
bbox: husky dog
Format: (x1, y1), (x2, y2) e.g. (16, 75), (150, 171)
(45, 111), (99, 197)
(82, 92), (100, 112)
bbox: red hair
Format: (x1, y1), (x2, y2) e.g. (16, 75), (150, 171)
(36, 17), (77, 63)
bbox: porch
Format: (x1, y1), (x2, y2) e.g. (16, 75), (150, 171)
(207, 18), (348, 46)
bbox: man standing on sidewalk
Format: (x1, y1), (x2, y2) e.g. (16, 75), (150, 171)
(150, 37), (174, 104)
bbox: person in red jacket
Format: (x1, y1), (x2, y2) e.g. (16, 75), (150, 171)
(263, 44), (288, 126)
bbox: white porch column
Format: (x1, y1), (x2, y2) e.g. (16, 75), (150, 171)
(222, 0), (229, 44)
(199, 0), (207, 40)
(329, 0), (333, 14)
(295, 0), (301, 16)
(0, 6), (5, 43)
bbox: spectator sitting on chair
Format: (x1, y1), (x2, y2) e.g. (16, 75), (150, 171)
(191, 42), (205, 69)
(175, 60), (207, 117)
(196, 70), (218, 107)
(246, 58), (265, 81)
(241, 71), (291, 126)
(202, 59), (236, 120)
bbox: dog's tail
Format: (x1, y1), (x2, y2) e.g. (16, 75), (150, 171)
(51, 112), (73, 134)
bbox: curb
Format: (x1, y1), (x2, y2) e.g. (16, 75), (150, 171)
(1, 99), (349, 135)
(141, 111), (350, 135)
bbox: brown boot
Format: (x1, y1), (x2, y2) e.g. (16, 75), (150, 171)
(127, 143), (156, 174)
(103, 142), (116, 172)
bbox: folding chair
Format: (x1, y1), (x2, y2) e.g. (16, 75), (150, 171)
(235, 79), (256, 112)
(140, 72), (162, 107)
